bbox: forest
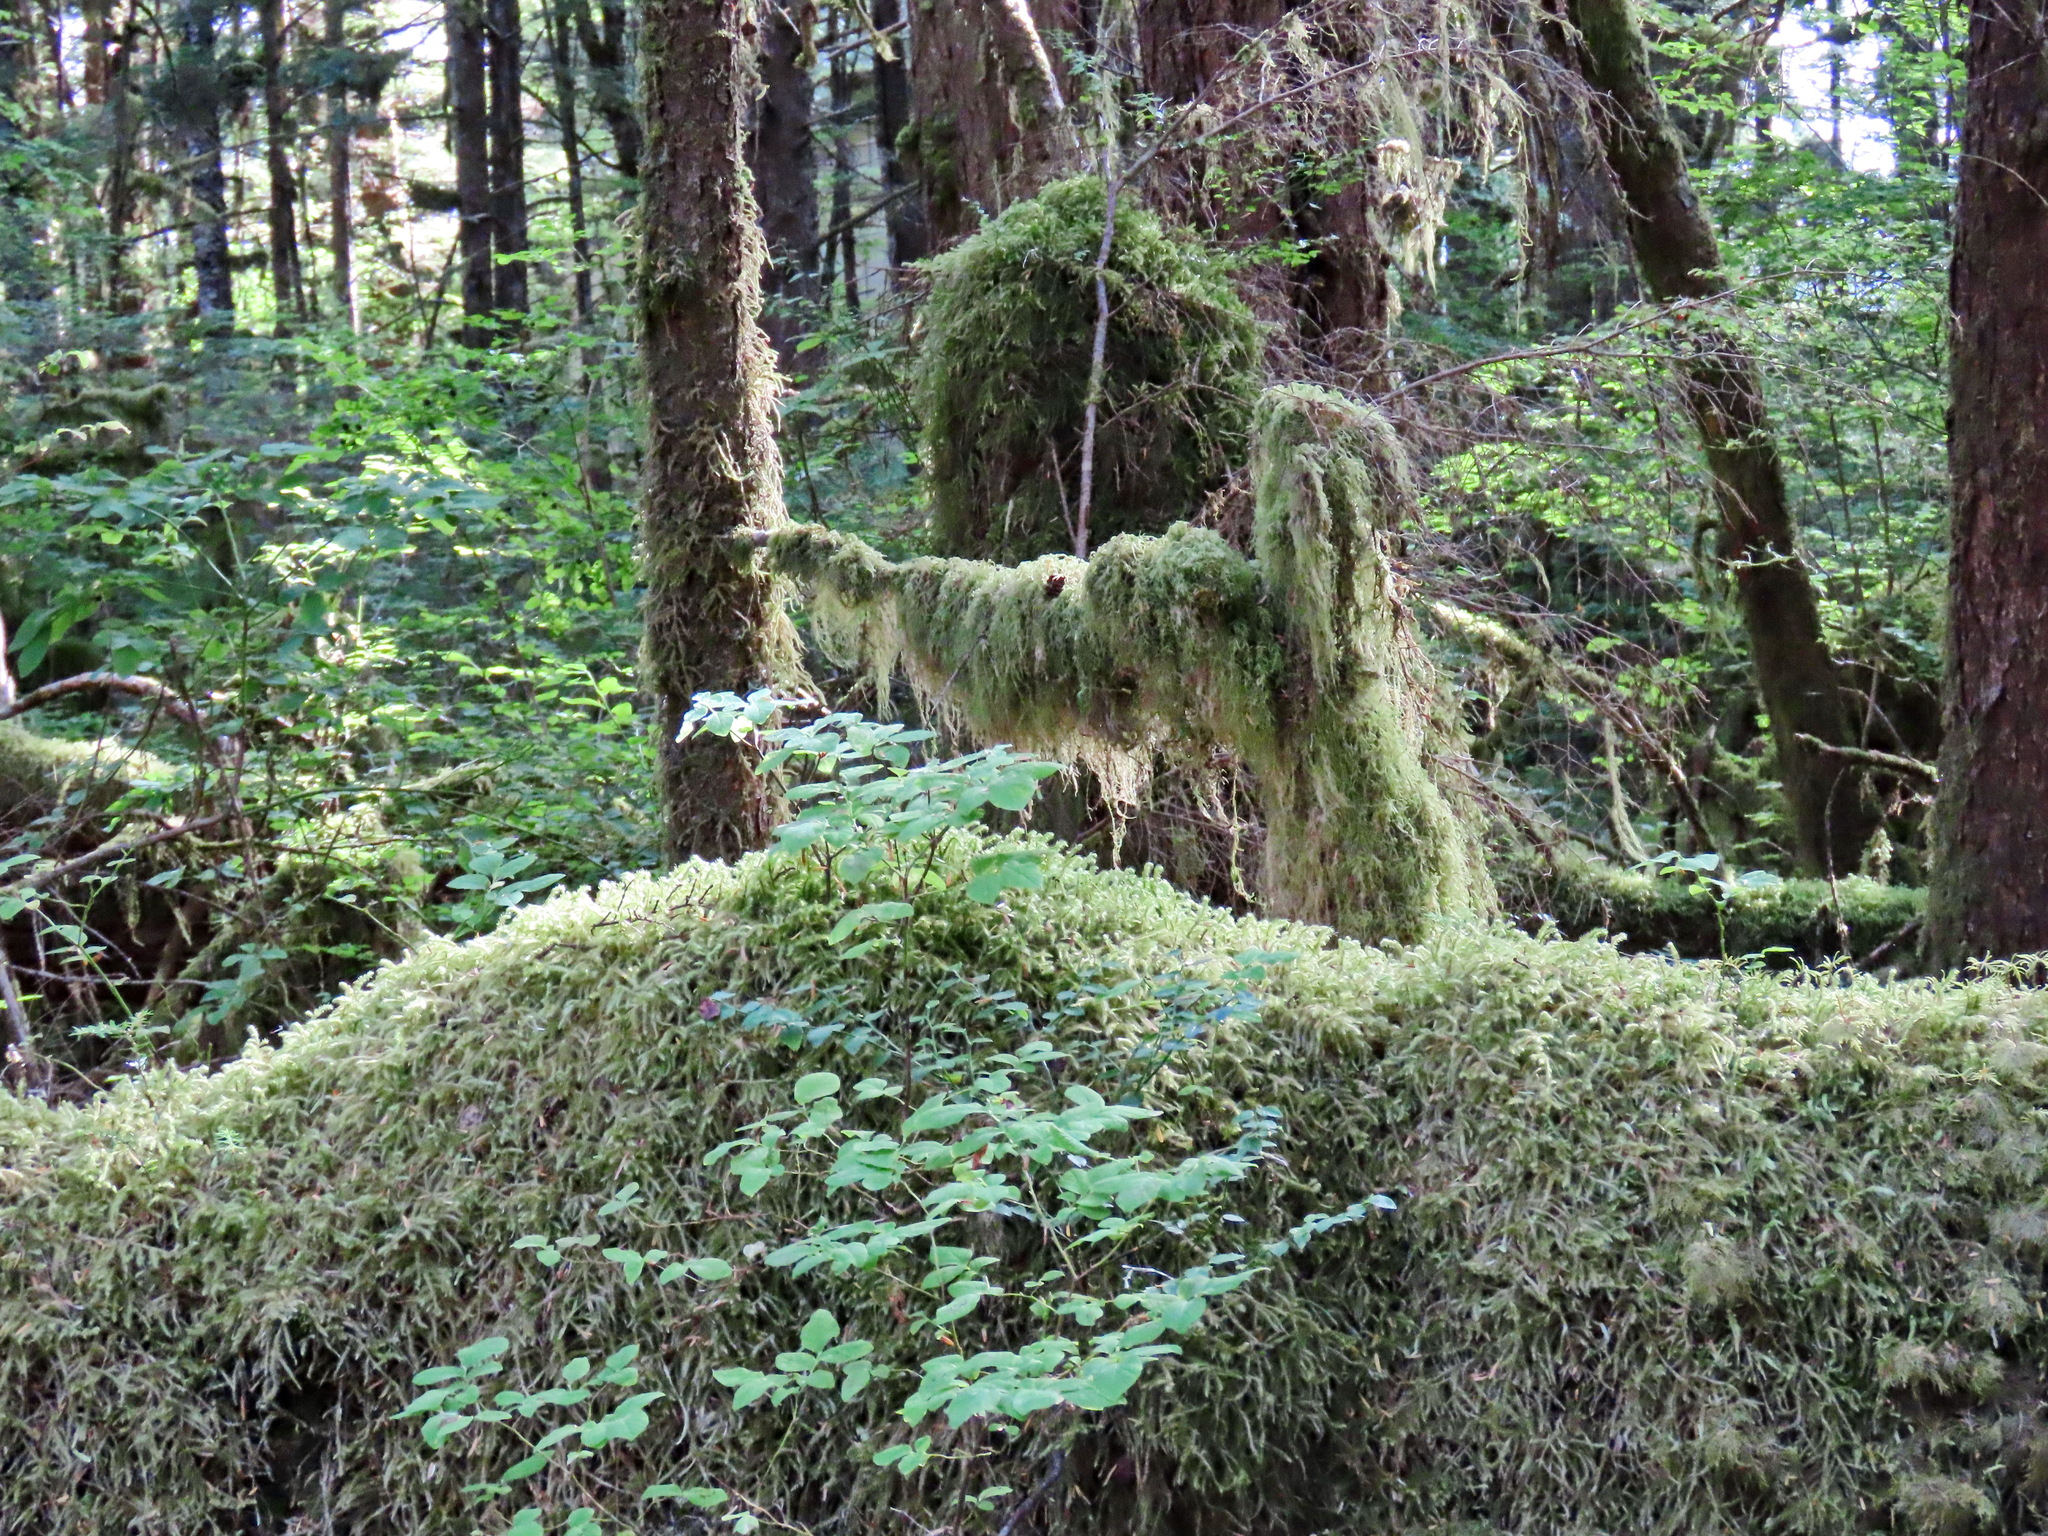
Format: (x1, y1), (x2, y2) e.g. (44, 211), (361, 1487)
(2, 0), (2047, 1527)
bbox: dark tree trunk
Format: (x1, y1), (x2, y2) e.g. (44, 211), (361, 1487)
(100, 6), (142, 324)
(448, 0), (494, 341)
(572, 0), (639, 183)
(547, 0), (593, 321)
(748, 1), (818, 370)
(258, 0), (304, 322)
(1564, 0), (1876, 877)
(1927, 0), (2048, 964)
(906, 0), (1073, 249)
(179, 0), (235, 325)
(324, 0), (354, 327)
(868, 0), (928, 269)
(0, 0), (55, 357)
(486, 0), (528, 317)
(638, 0), (796, 861)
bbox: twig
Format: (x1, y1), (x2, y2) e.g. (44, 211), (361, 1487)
(792, 184), (916, 260)
(0, 671), (211, 733)
(0, 946), (42, 1093)
(996, 1449), (1066, 1536)
(1794, 733), (1938, 784)
(1, 813), (233, 897)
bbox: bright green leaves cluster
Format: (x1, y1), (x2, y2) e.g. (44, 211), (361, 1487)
(679, 691), (1060, 954)
(714, 1308), (879, 1408)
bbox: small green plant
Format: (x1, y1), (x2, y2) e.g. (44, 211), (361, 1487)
(1644, 850), (1785, 958)
(399, 694), (1389, 1535)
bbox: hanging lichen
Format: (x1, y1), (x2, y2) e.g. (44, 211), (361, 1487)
(769, 383), (1493, 941)
(915, 176), (1265, 562)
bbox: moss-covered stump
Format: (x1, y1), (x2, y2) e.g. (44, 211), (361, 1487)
(917, 176), (1263, 561)
(1501, 848), (1927, 967)
(7, 841), (2048, 1533)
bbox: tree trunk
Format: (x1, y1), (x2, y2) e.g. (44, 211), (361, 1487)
(486, 0), (528, 317)
(180, 0), (235, 325)
(868, 0), (927, 269)
(1564, 0), (1876, 877)
(547, 0), (593, 321)
(748, 1), (818, 370)
(828, 16), (858, 312)
(906, 0), (1074, 249)
(100, 5), (142, 326)
(448, 0), (493, 341)
(638, 0), (797, 861)
(258, 0), (304, 322)
(572, 0), (639, 183)
(1926, 0), (2048, 964)
(0, 0), (55, 359)
(324, 0), (354, 328)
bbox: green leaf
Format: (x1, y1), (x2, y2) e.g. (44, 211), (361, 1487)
(799, 1309), (839, 1354)
(793, 1071), (842, 1105)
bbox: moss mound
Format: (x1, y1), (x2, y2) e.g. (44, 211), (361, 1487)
(6, 842), (2048, 1533)
(917, 177), (1264, 561)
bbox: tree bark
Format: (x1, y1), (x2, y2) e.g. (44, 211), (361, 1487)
(179, 0), (235, 325)
(748, 1), (818, 370)
(1563, 0), (1877, 877)
(637, 0), (796, 862)
(547, 0), (594, 321)
(572, 0), (639, 183)
(324, 0), (355, 329)
(1926, 0), (2048, 965)
(905, 0), (1074, 249)
(259, 0), (304, 322)
(868, 0), (928, 269)
(448, 0), (494, 341)
(486, 0), (528, 317)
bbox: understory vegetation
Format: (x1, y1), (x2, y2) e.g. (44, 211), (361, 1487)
(3, 0), (2042, 1529)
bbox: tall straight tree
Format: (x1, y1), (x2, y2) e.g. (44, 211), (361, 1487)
(324, 0), (354, 327)
(485, 0), (527, 316)
(638, 0), (795, 861)
(258, 0), (304, 321)
(546, 0), (594, 321)
(748, 0), (817, 370)
(868, 0), (928, 269)
(448, 0), (494, 341)
(571, 0), (639, 183)
(1562, 0), (1878, 878)
(174, 0), (235, 324)
(1927, 0), (2048, 964)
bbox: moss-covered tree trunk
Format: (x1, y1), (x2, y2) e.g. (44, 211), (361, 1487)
(1926, 0), (2048, 965)
(1564, 0), (1877, 878)
(176, 0), (235, 326)
(638, 0), (796, 863)
(257, 0), (303, 323)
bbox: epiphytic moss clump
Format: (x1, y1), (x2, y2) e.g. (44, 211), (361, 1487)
(8, 842), (2048, 1533)
(772, 383), (1492, 942)
(917, 176), (1264, 561)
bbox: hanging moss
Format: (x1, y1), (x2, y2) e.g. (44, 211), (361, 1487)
(773, 384), (1492, 941)
(916, 176), (1264, 560)
(6, 837), (2048, 1533)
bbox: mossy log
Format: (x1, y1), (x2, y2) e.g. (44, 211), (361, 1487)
(6, 840), (2048, 1532)
(770, 384), (1493, 942)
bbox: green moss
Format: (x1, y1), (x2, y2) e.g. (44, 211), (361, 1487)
(0, 720), (174, 825)
(916, 176), (1264, 560)
(7, 841), (2048, 1532)
(1500, 847), (1926, 965)
(773, 385), (1493, 942)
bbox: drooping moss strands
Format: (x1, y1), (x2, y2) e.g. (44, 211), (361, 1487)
(769, 384), (1493, 941)
(916, 177), (1264, 562)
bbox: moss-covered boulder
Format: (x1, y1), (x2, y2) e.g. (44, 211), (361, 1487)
(917, 177), (1264, 561)
(6, 839), (2048, 1532)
